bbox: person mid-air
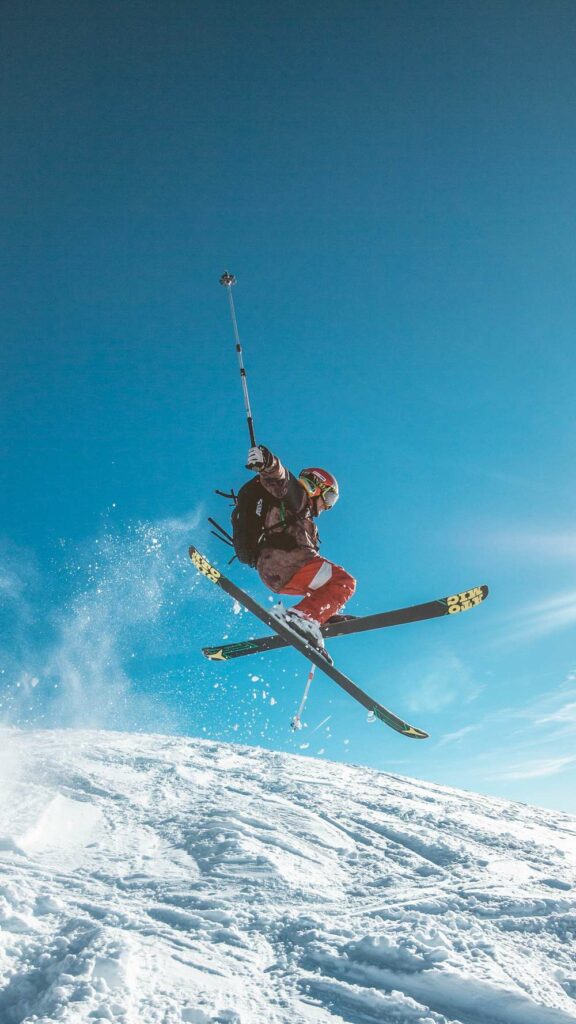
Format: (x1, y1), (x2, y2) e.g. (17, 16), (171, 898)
(246, 444), (356, 659)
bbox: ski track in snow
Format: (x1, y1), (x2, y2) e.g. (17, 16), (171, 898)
(0, 730), (575, 1024)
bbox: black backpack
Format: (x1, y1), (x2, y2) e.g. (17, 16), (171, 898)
(229, 477), (299, 567)
(211, 477), (302, 567)
(231, 477), (272, 566)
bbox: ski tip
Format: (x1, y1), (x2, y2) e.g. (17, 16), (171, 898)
(373, 706), (429, 739)
(444, 585), (489, 614)
(189, 546), (222, 584)
(402, 726), (429, 740)
(203, 648), (228, 661)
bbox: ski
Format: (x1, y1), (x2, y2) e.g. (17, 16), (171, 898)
(189, 545), (429, 739)
(202, 584), (489, 661)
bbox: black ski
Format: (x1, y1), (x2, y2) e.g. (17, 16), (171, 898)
(202, 585), (489, 662)
(189, 545), (428, 739)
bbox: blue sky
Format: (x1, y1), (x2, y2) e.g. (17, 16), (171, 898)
(2, 0), (576, 812)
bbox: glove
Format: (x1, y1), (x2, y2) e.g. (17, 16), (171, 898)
(246, 445), (273, 472)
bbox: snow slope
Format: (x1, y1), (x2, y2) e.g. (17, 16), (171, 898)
(0, 729), (575, 1024)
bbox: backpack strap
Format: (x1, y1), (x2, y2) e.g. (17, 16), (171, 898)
(257, 500), (310, 553)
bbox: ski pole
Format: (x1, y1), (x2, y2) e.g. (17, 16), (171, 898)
(219, 272), (256, 446)
(290, 663), (316, 731)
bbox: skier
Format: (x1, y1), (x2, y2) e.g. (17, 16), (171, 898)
(246, 444), (356, 656)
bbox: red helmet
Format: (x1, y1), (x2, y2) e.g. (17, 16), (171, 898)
(299, 467), (339, 508)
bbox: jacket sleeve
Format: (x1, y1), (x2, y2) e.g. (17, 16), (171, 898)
(259, 453), (308, 513)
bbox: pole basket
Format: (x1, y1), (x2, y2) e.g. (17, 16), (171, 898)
(220, 271), (236, 287)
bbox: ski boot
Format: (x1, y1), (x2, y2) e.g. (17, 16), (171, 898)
(273, 606), (334, 666)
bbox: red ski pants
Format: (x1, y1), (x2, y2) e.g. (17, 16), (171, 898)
(279, 557), (356, 625)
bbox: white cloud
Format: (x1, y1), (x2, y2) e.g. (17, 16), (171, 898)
(497, 590), (576, 645)
(437, 724), (481, 747)
(405, 649), (482, 713)
(485, 754), (576, 781)
(535, 702), (576, 726)
(484, 528), (576, 563)
(483, 678), (576, 739)
(432, 672), (576, 805)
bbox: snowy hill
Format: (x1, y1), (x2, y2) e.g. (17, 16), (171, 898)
(0, 730), (575, 1024)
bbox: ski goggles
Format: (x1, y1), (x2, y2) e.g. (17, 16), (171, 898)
(301, 475), (339, 508)
(320, 484), (339, 508)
